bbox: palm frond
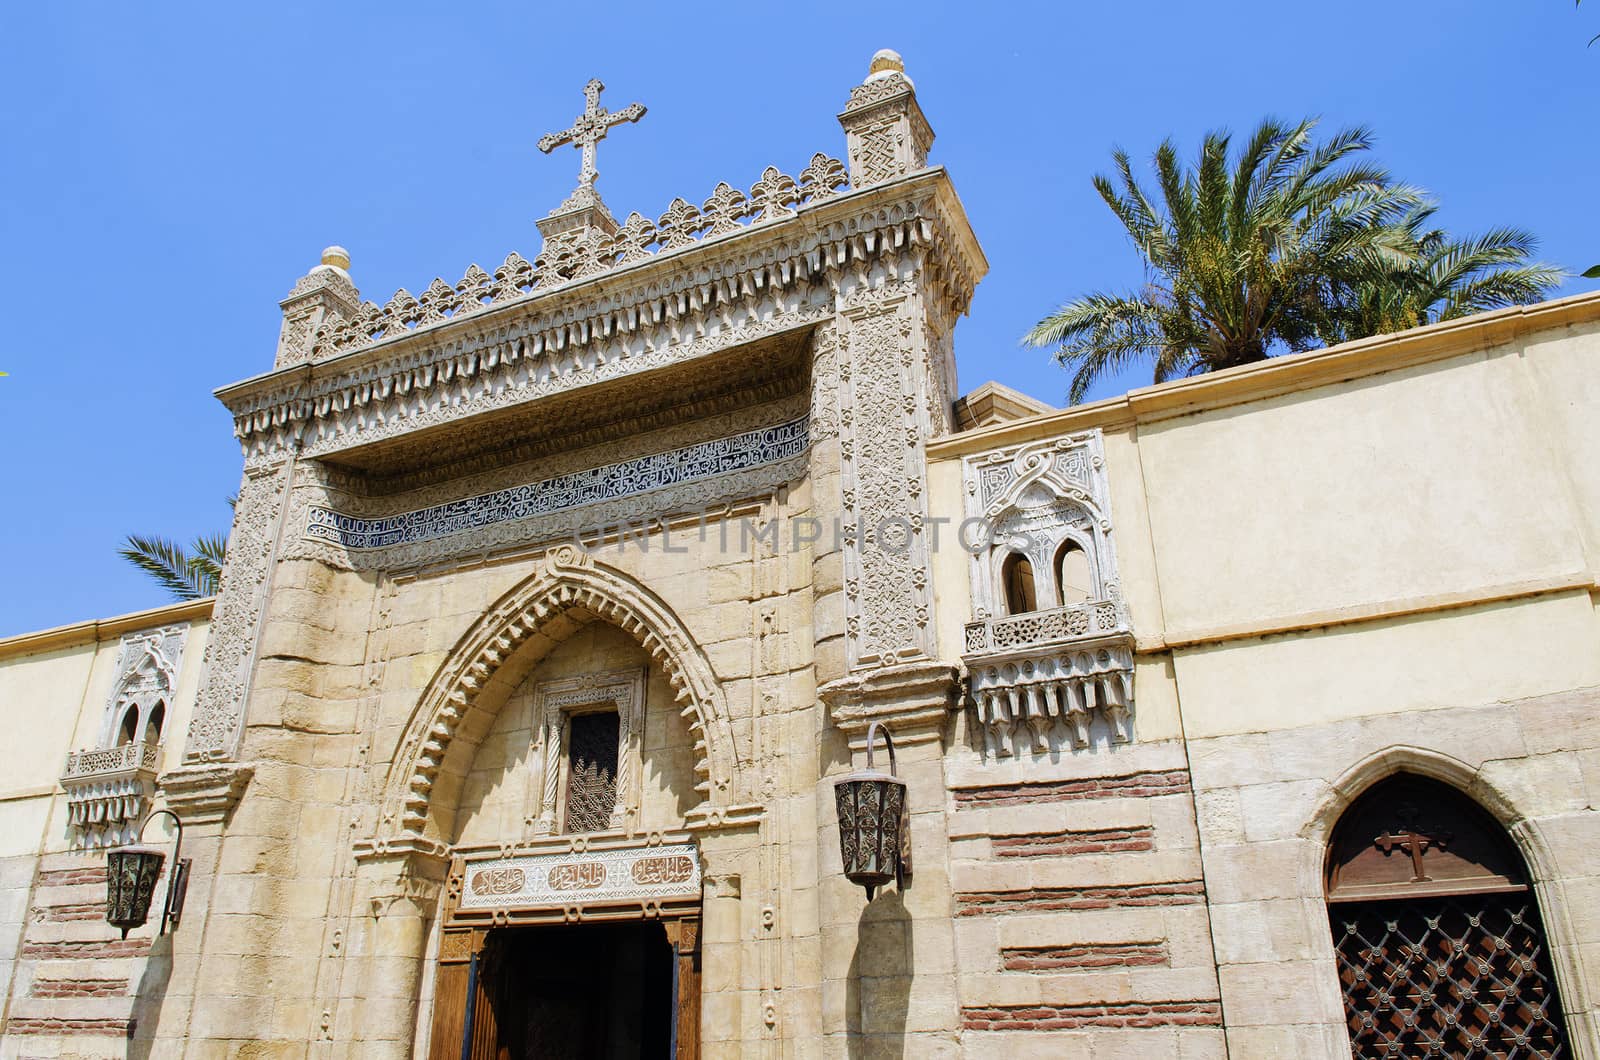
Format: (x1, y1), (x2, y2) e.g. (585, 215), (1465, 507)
(118, 535), (217, 601)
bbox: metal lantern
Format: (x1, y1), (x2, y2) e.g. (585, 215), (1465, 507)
(834, 721), (911, 900)
(105, 809), (189, 939)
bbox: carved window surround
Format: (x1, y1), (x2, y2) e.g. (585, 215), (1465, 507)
(61, 743), (161, 848)
(961, 433), (1136, 756)
(529, 668), (646, 836)
(62, 624), (186, 846)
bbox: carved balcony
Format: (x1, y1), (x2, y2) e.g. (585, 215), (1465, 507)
(61, 742), (161, 848)
(962, 601), (1135, 756)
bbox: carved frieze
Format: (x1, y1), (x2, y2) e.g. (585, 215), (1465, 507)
(306, 417), (808, 552)
(455, 842), (701, 913)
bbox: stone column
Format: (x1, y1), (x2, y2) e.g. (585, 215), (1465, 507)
(346, 849), (449, 1058)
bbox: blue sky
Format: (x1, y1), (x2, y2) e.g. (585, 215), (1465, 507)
(1, 2), (1596, 636)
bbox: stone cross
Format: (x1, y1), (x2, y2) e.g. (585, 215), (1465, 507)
(537, 79), (646, 195)
(1375, 807), (1452, 883)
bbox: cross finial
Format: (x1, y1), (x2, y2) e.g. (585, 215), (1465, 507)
(537, 79), (646, 196)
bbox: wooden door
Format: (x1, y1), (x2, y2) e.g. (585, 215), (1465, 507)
(665, 915), (701, 1060)
(428, 929), (499, 1060)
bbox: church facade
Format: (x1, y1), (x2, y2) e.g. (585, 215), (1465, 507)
(2, 51), (1599, 1059)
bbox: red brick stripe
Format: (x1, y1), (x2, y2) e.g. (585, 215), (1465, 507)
(35, 866), (108, 887)
(956, 880), (1206, 916)
(34, 901), (106, 922)
(32, 976), (129, 998)
(19, 938), (151, 959)
(962, 1000), (1222, 1030)
(992, 826), (1155, 858)
(953, 770), (1191, 808)
(1001, 940), (1169, 971)
(5, 1016), (133, 1036)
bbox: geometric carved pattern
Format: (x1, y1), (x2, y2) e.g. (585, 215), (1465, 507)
(182, 463), (287, 762)
(1332, 894), (1572, 1058)
(305, 417), (808, 551)
(836, 284), (938, 669)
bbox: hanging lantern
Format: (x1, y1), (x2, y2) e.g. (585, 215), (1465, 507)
(106, 846), (165, 938)
(834, 721), (911, 900)
(104, 809), (189, 940)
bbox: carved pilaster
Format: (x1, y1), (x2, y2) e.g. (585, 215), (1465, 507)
(181, 456), (295, 763)
(834, 280), (941, 670)
(838, 50), (935, 187)
(276, 247), (361, 368)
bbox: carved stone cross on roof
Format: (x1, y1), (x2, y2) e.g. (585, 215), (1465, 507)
(537, 79), (646, 199)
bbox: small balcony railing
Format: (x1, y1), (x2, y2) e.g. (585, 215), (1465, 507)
(63, 741), (160, 780)
(61, 742), (162, 847)
(963, 599), (1127, 655)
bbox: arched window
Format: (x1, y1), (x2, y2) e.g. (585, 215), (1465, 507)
(1054, 540), (1093, 605)
(143, 701), (166, 745)
(1325, 773), (1571, 1057)
(117, 706), (139, 745)
(1000, 552), (1037, 615)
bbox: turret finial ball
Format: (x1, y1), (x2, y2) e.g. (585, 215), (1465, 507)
(868, 49), (904, 79)
(320, 246), (351, 272)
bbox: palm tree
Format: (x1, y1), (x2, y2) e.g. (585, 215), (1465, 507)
(118, 533), (227, 601)
(119, 495), (235, 601)
(1026, 119), (1426, 402)
(1333, 208), (1565, 338)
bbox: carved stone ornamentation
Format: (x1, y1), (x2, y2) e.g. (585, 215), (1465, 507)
(835, 282), (940, 669)
(305, 417), (808, 553)
(838, 51), (934, 187)
(60, 625), (186, 847)
(960, 432), (1136, 756)
(182, 461), (293, 763)
(527, 668), (647, 836)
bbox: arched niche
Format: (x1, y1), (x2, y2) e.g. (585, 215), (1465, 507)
(451, 623), (698, 847)
(377, 549), (740, 846)
(1324, 772), (1573, 1057)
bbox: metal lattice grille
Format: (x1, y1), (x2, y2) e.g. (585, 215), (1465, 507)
(564, 712), (619, 834)
(1331, 894), (1571, 1058)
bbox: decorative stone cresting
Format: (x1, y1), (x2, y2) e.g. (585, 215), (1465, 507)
(379, 549), (739, 841)
(961, 432), (1136, 756)
(307, 154), (848, 361)
(233, 189), (977, 466)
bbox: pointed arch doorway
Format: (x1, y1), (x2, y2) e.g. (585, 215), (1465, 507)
(1325, 773), (1572, 1058)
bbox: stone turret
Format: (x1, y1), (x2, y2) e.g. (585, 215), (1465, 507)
(838, 49), (935, 186)
(275, 245), (360, 368)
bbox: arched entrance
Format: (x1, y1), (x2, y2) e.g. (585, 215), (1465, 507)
(1325, 773), (1572, 1057)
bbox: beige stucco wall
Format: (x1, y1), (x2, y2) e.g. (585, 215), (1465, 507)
(927, 294), (1600, 1056)
(0, 604), (210, 1052)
